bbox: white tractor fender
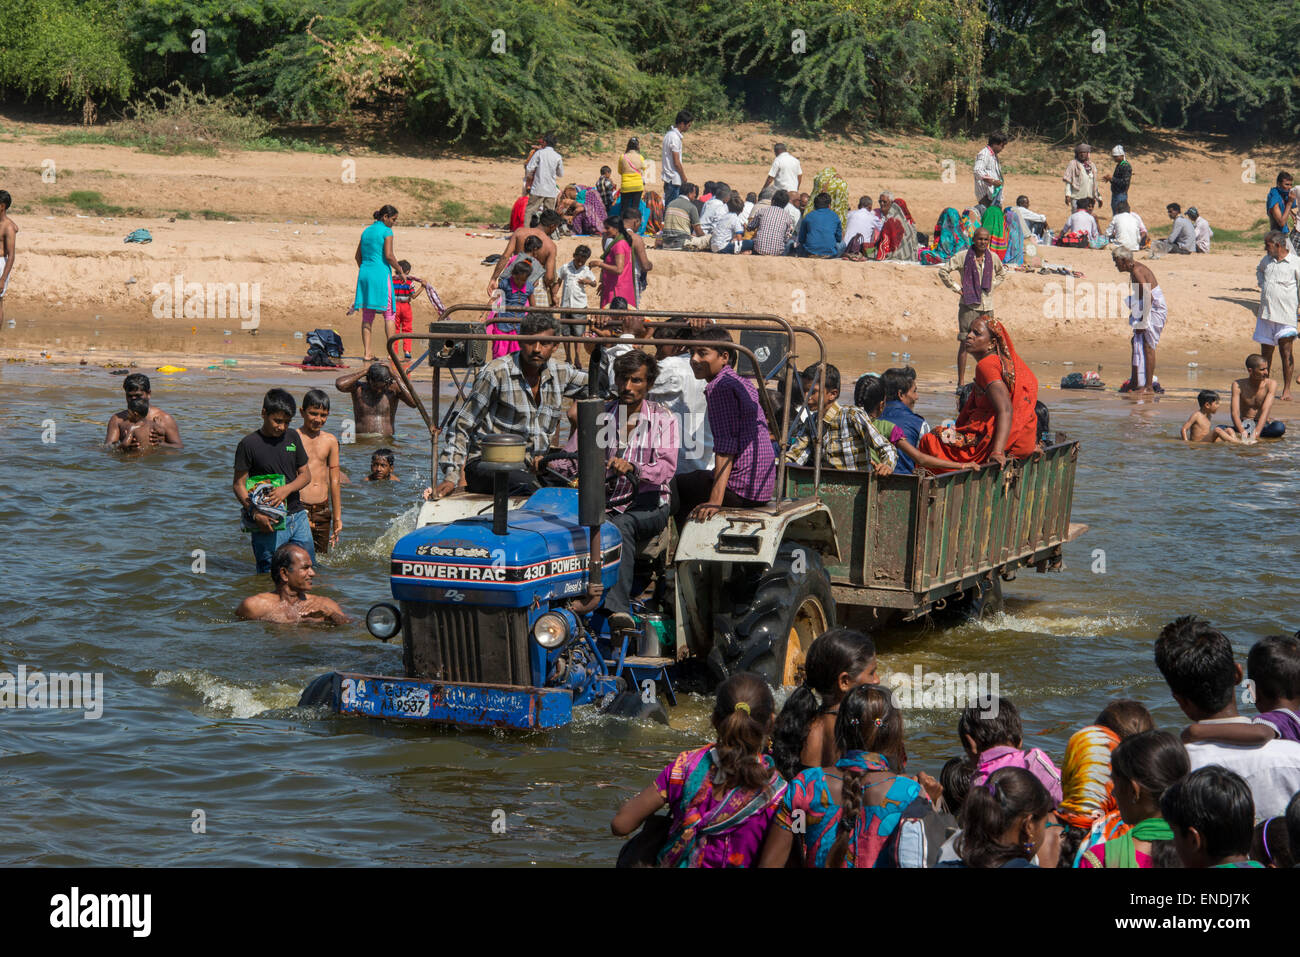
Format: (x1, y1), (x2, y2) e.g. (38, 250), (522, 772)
(673, 499), (840, 566)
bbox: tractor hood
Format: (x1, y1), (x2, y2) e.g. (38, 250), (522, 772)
(390, 488), (621, 608)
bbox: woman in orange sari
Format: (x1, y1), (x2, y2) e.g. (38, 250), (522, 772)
(917, 317), (1039, 470)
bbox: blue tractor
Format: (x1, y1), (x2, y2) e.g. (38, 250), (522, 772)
(299, 318), (844, 729)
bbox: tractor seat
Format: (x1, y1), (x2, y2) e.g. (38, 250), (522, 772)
(637, 521), (676, 562)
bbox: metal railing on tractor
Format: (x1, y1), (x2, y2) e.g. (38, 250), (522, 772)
(385, 305), (832, 505)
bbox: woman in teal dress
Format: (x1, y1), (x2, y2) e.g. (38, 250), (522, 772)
(353, 205), (406, 362)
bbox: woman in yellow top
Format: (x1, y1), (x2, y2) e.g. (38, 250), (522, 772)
(618, 137), (646, 219)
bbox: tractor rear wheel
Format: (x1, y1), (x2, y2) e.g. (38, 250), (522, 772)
(711, 542), (835, 687)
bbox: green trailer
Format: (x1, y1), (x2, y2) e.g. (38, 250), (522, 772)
(783, 440), (1086, 624)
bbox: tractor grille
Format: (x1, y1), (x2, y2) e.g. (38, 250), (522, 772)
(403, 603), (531, 686)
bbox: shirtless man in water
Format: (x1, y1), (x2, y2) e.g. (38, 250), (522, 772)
(487, 208), (563, 305)
(1231, 354), (1284, 439)
(236, 543), (350, 624)
(105, 373), (183, 450)
(0, 189), (15, 325)
(334, 362), (417, 437)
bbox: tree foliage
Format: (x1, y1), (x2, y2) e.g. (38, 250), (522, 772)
(5, 0), (1300, 141)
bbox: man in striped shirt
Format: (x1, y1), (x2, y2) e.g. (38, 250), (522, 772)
(785, 363), (896, 474)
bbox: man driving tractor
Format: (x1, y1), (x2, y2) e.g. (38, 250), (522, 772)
(436, 313), (589, 496)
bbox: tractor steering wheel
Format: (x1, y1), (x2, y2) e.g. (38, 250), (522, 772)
(532, 450), (635, 510)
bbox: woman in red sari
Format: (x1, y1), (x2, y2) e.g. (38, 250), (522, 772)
(917, 316), (1039, 470)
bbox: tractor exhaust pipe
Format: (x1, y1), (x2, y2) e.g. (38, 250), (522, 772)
(478, 434), (527, 537)
(576, 398), (606, 598)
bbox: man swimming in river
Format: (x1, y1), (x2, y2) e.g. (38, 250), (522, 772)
(105, 373), (183, 451)
(334, 361), (418, 437)
(236, 543), (350, 624)
(1230, 354), (1285, 439)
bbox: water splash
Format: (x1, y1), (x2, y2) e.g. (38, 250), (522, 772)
(153, 669), (301, 719)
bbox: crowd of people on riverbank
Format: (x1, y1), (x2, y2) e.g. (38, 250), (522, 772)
(614, 618), (1300, 868)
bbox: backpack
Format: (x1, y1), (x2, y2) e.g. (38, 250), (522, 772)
(873, 796), (953, 868)
(303, 328), (345, 367)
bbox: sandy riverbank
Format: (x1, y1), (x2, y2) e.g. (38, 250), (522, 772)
(0, 118), (1287, 386)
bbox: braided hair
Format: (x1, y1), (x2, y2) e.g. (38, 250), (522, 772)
(771, 628), (876, 781)
(826, 685), (903, 868)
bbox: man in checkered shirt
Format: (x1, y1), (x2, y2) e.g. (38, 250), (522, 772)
(436, 314), (588, 496)
(785, 363), (896, 474)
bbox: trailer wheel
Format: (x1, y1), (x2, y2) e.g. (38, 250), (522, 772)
(964, 576), (1004, 622)
(718, 542), (835, 687)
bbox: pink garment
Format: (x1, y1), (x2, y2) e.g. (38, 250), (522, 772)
(558, 399), (678, 510)
(972, 745), (1064, 804)
(486, 322), (520, 359)
(600, 239), (635, 306)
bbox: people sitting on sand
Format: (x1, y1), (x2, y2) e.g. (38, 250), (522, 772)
(1106, 200), (1148, 251)
(1188, 207), (1212, 252)
(1154, 202), (1196, 256)
(920, 207), (970, 265)
(747, 189), (796, 256)
(105, 373), (182, 451)
(794, 192), (843, 258)
(436, 313), (588, 497)
(1230, 354), (1284, 440)
(915, 317), (1040, 470)
(1014, 195), (1048, 241)
(843, 195), (882, 253)
(334, 362), (417, 438)
(1181, 389), (1243, 443)
(1062, 197), (1100, 242)
(785, 364), (895, 474)
(865, 192), (919, 262)
(571, 183), (608, 236)
(236, 543), (350, 625)
(660, 183), (703, 249)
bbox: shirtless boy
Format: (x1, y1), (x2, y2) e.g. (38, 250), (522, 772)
(105, 373), (183, 451)
(298, 389), (342, 552)
(1181, 390), (1242, 443)
(236, 543), (350, 624)
(0, 189), (15, 324)
(335, 361), (418, 437)
(1231, 354), (1285, 439)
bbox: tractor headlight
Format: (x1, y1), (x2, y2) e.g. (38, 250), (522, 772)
(366, 602), (402, 641)
(533, 612), (570, 649)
